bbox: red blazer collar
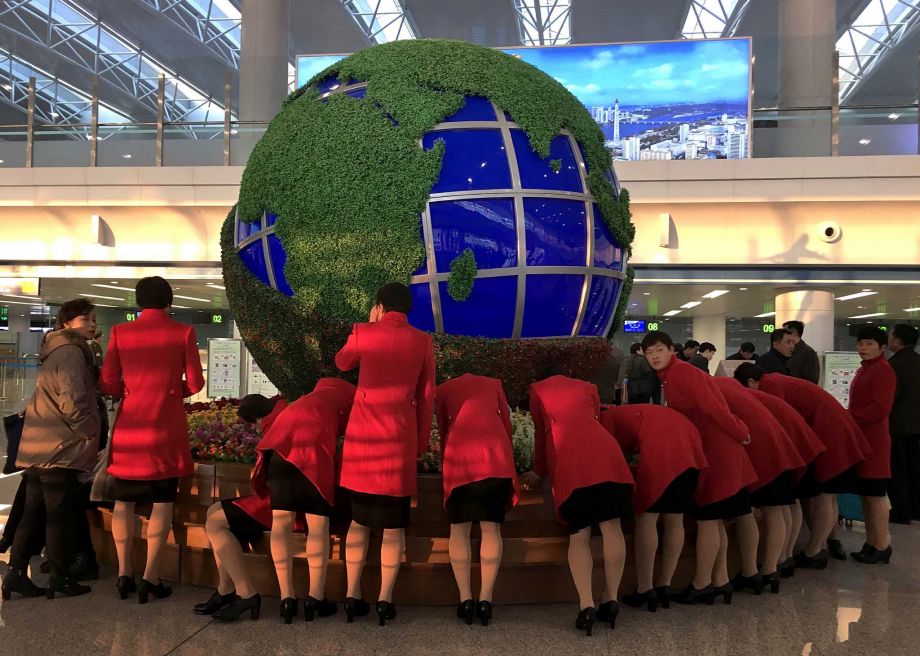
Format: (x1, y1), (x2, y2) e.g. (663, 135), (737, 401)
(137, 308), (169, 322)
(860, 353), (886, 369)
(378, 311), (408, 325)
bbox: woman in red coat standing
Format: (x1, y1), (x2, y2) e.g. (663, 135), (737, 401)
(436, 374), (518, 626)
(712, 377), (805, 595)
(335, 283), (435, 626)
(100, 277), (204, 604)
(600, 405), (706, 612)
(522, 373), (634, 636)
(848, 326), (897, 564)
(641, 332), (756, 607)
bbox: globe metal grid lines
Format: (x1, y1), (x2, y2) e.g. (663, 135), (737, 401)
(234, 80), (627, 340)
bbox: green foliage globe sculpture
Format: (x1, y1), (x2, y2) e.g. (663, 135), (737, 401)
(222, 39), (636, 405)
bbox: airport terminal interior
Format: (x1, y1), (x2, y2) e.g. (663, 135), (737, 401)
(1, 1), (920, 654)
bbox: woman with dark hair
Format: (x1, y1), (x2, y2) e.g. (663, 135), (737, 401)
(848, 325), (896, 563)
(100, 276), (205, 603)
(2, 299), (101, 599)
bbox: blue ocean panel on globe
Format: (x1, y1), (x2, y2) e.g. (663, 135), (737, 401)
(346, 88), (367, 99)
(408, 283), (435, 332)
(523, 198), (587, 267)
(313, 77), (361, 94)
(237, 216), (260, 240)
(578, 277), (618, 336)
(442, 96), (496, 122)
(238, 241), (271, 287)
(592, 205), (623, 271)
(521, 274), (585, 337)
(422, 129), (512, 193)
(265, 212), (279, 227)
(438, 277), (518, 338)
(429, 199), (517, 271)
(511, 130), (583, 193)
(266, 234), (293, 296)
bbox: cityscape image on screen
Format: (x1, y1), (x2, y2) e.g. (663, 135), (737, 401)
(296, 38), (752, 161)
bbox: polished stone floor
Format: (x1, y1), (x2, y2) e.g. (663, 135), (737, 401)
(1, 523), (918, 655)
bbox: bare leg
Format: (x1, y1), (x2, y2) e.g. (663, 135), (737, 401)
(805, 494), (836, 556)
(567, 527), (595, 609)
(599, 519), (626, 603)
(693, 520), (720, 589)
(478, 522), (503, 603)
(828, 495), (840, 541)
(378, 528), (405, 603)
(863, 496), (890, 549)
(305, 514), (330, 600)
(712, 521), (729, 587)
(142, 502), (173, 584)
(204, 504), (234, 595)
(760, 507), (787, 575)
(633, 513), (659, 592)
(448, 522), (472, 601)
(270, 510), (295, 599)
(783, 503), (799, 560)
(658, 514), (686, 588)
(345, 521), (371, 599)
(112, 501), (136, 577)
(734, 513), (760, 578)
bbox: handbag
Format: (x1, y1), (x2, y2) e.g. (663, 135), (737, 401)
(2, 412), (25, 475)
(89, 446), (118, 503)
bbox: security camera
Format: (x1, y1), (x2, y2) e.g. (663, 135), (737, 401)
(818, 220), (841, 243)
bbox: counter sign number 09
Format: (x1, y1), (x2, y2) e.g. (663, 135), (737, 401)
(761, 324), (775, 333)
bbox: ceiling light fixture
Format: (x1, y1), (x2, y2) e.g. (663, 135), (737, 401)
(0, 293), (41, 300)
(79, 293), (124, 301)
(702, 290), (730, 299)
(888, 113), (900, 120)
(173, 294), (210, 302)
(849, 312), (887, 319)
(739, 287), (748, 291)
(206, 283), (226, 290)
(642, 292), (651, 296)
(858, 138), (871, 145)
(171, 304), (190, 309)
(903, 307), (920, 312)
(92, 283), (135, 292)
(663, 310), (682, 317)
(835, 291), (877, 301)
(680, 301), (702, 309)
(754, 311), (776, 318)
(122, 153), (132, 159)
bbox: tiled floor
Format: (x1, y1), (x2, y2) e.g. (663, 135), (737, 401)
(1, 523), (919, 655)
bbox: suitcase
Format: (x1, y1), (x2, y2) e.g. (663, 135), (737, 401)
(837, 493), (864, 524)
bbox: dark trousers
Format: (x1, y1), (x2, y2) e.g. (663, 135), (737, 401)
(890, 433), (920, 523)
(9, 468), (83, 576)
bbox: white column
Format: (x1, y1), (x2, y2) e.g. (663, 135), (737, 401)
(692, 315), (726, 375)
(775, 287), (835, 363)
(239, 0), (290, 124)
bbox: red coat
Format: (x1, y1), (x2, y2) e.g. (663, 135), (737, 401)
(849, 355), (896, 479)
(758, 373), (869, 481)
(712, 377), (805, 490)
(251, 379), (354, 507)
(100, 309), (205, 480)
(436, 374), (519, 510)
(336, 312), (435, 497)
(530, 376), (633, 516)
(600, 404), (707, 514)
(261, 399), (289, 435)
(656, 356), (757, 505)
(747, 389), (825, 472)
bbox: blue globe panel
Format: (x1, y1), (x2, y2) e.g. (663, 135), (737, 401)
(521, 274), (585, 337)
(523, 198), (588, 267)
(423, 129), (511, 193)
(345, 87), (367, 99)
(592, 204), (624, 271)
(239, 240), (272, 287)
(442, 96), (497, 122)
(429, 198), (517, 272)
(266, 233), (293, 296)
(578, 277), (619, 337)
(313, 76), (361, 94)
(439, 277), (517, 338)
(407, 283), (435, 332)
(237, 219), (261, 243)
(412, 222), (428, 275)
(265, 212), (278, 227)
(511, 130), (583, 193)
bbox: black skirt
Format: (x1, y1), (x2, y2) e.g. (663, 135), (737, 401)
(349, 490), (411, 529)
(221, 499), (269, 549)
(820, 464), (860, 495)
(794, 462), (821, 499)
(647, 468), (700, 514)
(446, 477), (514, 525)
(853, 476), (888, 497)
(692, 488), (752, 521)
(266, 452), (332, 517)
(750, 470), (797, 508)
(559, 482), (633, 534)
(113, 477), (179, 504)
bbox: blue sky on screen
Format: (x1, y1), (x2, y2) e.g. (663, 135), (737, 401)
(503, 39), (750, 107)
(296, 54), (346, 87)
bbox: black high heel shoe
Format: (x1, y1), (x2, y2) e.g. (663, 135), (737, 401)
(596, 600), (620, 629)
(622, 588), (657, 612)
(731, 572), (763, 595)
(852, 544), (892, 564)
(779, 558), (796, 578)
(794, 549), (829, 570)
(762, 572), (781, 594)
(376, 601), (397, 626)
(672, 583), (715, 605)
(654, 585), (671, 610)
(116, 575), (136, 600)
(304, 596), (337, 621)
(712, 582), (733, 605)
(849, 542), (870, 559)
(575, 607), (595, 636)
(280, 597), (298, 624)
(344, 597), (370, 623)
(46, 574), (91, 599)
(138, 579), (172, 604)
(214, 594), (261, 622)
(827, 539), (848, 561)
(194, 590), (236, 615)
(1, 568), (46, 599)
(457, 599), (475, 625)
(475, 600), (492, 626)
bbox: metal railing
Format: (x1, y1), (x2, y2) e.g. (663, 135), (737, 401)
(0, 355), (40, 414)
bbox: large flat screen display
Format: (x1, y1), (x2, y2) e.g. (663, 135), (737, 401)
(296, 38), (752, 160)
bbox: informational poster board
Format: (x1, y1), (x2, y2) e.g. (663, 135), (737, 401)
(822, 351), (863, 408)
(246, 353), (279, 398)
(207, 338), (243, 399)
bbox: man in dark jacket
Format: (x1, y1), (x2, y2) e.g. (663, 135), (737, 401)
(590, 340), (625, 405)
(783, 321), (821, 384)
(689, 342), (716, 374)
(758, 329), (795, 375)
(623, 343), (659, 404)
(676, 339), (700, 362)
(887, 324), (920, 524)
(727, 342), (758, 361)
